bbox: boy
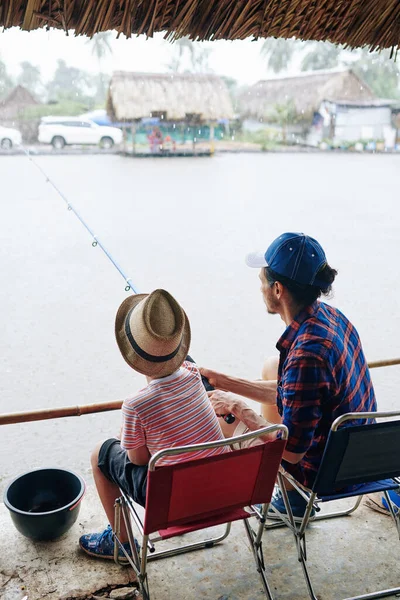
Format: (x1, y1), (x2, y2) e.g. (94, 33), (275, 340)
(79, 289), (227, 560)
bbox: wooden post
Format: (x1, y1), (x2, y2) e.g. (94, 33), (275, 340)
(192, 126), (196, 155)
(132, 122), (136, 155)
(209, 123), (215, 155)
(122, 126), (128, 154)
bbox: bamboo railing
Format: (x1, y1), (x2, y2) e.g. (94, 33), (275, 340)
(1, 358), (399, 426)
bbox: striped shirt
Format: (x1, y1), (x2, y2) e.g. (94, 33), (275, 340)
(277, 301), (376, 488)
(121, 360), (228, 466)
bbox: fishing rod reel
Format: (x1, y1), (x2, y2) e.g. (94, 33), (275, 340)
(186, 355), (236, 425)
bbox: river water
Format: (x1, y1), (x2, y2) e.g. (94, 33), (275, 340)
(1, 152), (399, 494)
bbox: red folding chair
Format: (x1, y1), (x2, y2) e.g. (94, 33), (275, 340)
(113, 424), (288, 600)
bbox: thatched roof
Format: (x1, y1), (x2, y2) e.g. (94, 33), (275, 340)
(0, 85), (40, 122)
(1, 1), (400, 50)
(0, 85), (39, 108)
(107, 72), (234, 122)
(239, 68), (376, 120)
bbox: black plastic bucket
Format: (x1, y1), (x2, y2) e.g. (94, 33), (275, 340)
(3, 468), (85, 541)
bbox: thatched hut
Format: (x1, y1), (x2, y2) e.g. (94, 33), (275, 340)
(239, 68), (375, 127)
(107, 72), (234, 154)
(1, 1), (399, 51)
(107, 72), (234, 123)
(0, 85), (41, 141)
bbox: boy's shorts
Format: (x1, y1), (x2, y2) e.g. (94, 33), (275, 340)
(98, 438), (148, 507)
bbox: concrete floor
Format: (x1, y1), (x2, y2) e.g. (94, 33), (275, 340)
(1, 486), (400, 600)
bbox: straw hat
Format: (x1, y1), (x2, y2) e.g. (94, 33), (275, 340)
(115, 289), (191, 377)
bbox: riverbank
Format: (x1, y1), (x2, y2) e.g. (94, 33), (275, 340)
(2, 140), (400, 156)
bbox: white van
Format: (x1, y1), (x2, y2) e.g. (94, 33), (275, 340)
(38, 117), (123, 149)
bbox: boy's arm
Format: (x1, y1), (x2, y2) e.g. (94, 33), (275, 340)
(121, 400), (151, 465)
(127, 445), (151, 466)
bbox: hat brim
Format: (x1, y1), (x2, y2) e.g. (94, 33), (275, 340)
(245, 252), (268, 268)
(115, 294), (191, 378)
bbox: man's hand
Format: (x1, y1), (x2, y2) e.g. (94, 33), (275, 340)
(208, 390), (244, 418)
(200, 367), (229, 390)
(208, 390), (276, 441)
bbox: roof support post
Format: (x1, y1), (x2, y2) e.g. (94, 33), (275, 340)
(209, 123), (215, 155)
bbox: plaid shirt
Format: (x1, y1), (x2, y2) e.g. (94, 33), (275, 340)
(277, 301), (376, 488)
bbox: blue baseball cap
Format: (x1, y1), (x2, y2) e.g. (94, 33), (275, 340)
(246, 232), (328, 287)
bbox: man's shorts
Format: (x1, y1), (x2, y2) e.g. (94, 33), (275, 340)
(98, 438), (148, 507)
(231, 421), (264, 450)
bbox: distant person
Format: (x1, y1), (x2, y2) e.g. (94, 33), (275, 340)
(163, 135), (173, 153)
(79, 289), (227, 561)
(202, 232), (377, 520)
(148, 128), (162, 153)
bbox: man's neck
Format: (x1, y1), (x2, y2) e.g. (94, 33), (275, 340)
(280, 300), (307, 327)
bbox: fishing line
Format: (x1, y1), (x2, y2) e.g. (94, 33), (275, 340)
(21, 146), (232, 420)
(22, 147), (139, 294)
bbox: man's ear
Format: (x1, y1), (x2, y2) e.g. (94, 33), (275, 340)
(274, 281), (284, 299)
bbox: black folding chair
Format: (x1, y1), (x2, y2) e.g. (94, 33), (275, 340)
(275, 411), (400, 600)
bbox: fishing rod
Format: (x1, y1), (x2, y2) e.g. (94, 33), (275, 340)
(1, 357), (400, 426)
(23, 148), (139, 294)
(7, 148), (222, 421)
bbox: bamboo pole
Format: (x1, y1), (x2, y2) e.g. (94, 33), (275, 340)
(367, 358), (400, 369)
(0, 400), (122, 426)
(1, 357), (400, 427)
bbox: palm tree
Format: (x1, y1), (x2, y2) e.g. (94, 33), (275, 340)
(350, 48), (400, 98)
(261, 37), (303, 73)
(18, 61), (42, 96)
(167, 37), (212, 73)
(87, 32), (113, 103)
(301, 42), (342, 71)
(0, 55), (14, 100)
(168, 37), (196, 72)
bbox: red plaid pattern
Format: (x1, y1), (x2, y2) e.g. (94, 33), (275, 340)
(276, 301), (376, 487)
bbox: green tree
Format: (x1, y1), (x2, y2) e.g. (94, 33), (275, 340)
(301, 42), (343, 71)
(261, 37), (303, 73)
(350, 48), (400, 98)
(86, 32), (113, 104)
(46, 59), (96, 106)
(270, 99), (299, 143)
(18, 61), (42, 97)
(0, 56), (14, 100)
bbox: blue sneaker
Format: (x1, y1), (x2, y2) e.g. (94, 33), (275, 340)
(382, 489), (400, 512)
(267, 489), (315, 523)
(79, 525), (139, 562)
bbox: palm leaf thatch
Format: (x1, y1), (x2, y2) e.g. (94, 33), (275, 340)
(1, 0), (400, 51)
(107, 72), (234, 122)
(239, 68), (376, 121)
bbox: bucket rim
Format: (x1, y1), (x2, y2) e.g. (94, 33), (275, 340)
(3, 467), (86, 516)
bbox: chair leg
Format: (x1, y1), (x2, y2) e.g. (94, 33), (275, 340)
(243, 518), (274, 600)
(147, 522), (232, 561)
(382, 490), (400, 538)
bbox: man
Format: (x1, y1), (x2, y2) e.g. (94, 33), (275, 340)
(79, 289), (227, 561)
(202, 232), (377, 519)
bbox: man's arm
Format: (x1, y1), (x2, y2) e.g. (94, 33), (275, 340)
(209, 390), (277, 441)
(201, 367), (277, 405)
(209, 390), (305, 463)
